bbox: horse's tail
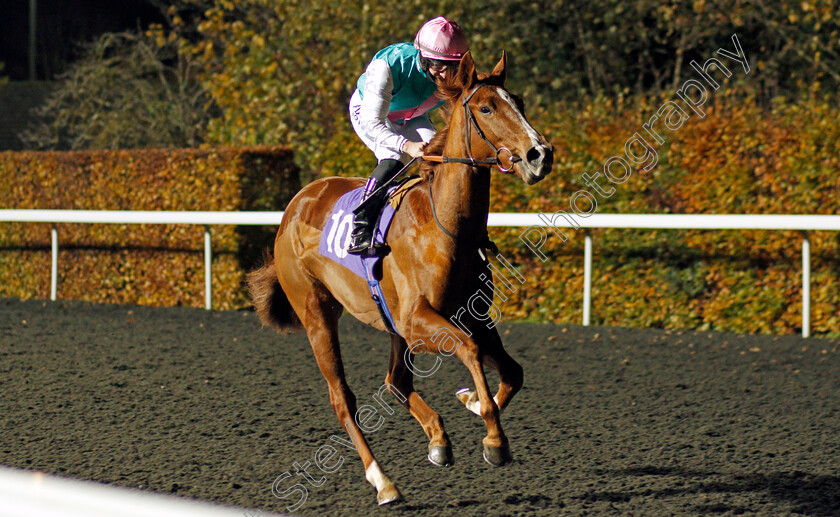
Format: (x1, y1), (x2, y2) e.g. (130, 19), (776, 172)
(246, 255), (301, 330)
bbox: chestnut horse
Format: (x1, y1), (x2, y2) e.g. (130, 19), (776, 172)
(247, 51), (553, 505)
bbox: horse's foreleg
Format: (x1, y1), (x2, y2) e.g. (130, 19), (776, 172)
(457, 327), (523, 413)
(408, 300), (511, 466)
(453, 342), (513, 466)
(482, 332), (523, 411)
(385, 335), (453, 466)
(302, 289), (402, 505)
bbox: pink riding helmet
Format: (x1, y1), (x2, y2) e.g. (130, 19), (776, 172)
(414, 16), (468, 61)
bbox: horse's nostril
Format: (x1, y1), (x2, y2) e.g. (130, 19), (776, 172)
(526, 147), (544, 164)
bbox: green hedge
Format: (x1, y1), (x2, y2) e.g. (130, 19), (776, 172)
(0, 147), (299, 309)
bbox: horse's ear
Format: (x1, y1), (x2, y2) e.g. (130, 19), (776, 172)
(456, 51), (478, 90)
(490, 50), (506, 85)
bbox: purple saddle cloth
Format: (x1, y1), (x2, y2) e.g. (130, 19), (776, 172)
(317, 186), (398, 279)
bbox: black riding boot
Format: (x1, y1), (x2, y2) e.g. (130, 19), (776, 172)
(347, 159), (404, 255)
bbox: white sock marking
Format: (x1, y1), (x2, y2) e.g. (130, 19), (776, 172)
(365, 460), (389, 492)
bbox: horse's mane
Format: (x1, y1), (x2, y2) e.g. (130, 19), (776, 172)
(418, 72), (495, 179)
(417, 124), (449, 178)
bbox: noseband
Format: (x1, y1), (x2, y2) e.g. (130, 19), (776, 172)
(422, 83), (522, 173)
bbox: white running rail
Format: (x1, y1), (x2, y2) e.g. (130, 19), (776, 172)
(0, 465), (286, 517)
(2, 210), (840, 337)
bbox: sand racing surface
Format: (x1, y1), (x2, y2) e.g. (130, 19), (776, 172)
(1, 297), (839, 516)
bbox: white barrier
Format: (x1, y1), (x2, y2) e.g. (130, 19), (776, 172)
(0, 210), (286, 311)
(0, 466), (286, 517)
(2, 210), (840, 337)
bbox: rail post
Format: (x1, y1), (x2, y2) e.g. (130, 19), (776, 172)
(50, 224), (58, 301)
(204, 226), (212, 310)
(802, 231), (810, 338)
(583, 230), (592, 326)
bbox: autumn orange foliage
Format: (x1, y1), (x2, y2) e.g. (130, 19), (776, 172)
(481, 92), (839, 337)
(0, 147), (299, 309)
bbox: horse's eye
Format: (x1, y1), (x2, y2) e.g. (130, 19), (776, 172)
(479, 106), (492, 115)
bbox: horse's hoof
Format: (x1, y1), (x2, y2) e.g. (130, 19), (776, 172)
(377, 484), (403, 505)
(428, 444), (454, 466)
(456, 387), (475, 404)
(483, 443), (513, 467)
(456, 388), (481, 416)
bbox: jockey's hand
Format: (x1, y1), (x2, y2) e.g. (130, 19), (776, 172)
(402, 140), (426, 158)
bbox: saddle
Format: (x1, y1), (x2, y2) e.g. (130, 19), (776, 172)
(387, 176), (424, 210)
(317, 175), (424, 335)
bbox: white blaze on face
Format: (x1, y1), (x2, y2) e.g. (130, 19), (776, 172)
(496, 88), (543, 151)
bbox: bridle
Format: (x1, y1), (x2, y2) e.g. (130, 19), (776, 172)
(422, 83), (522, 173)
(424, 83), (523, 247)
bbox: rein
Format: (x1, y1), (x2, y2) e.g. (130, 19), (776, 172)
(423, 83), (517, 251)
(426, 175), (457, 240)
(427, 173), (496, 258)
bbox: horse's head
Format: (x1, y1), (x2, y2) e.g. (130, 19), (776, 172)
(444, 51), (554, 185)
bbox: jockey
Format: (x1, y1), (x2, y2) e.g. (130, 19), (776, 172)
(347, 16), (468, 255)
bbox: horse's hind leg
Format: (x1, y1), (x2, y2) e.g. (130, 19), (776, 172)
(297, 283), (402, 505)
(384, 335), (454, 466)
